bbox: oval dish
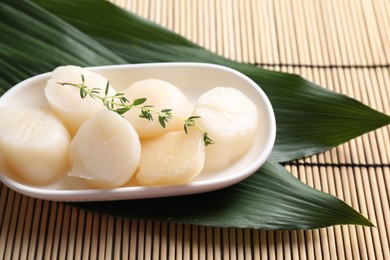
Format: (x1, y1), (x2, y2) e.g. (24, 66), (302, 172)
(0, 63), (276, 201)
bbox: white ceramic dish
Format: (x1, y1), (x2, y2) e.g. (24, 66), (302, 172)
(0, 63), (276, 201)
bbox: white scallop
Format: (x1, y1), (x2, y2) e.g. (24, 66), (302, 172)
(0, 107), (70, 185)
(122, 79), (193, 139)
(45, 65), (117, 135)
(69, 110), (141, 189)
(136, 130), (205, 186)
(192, 87), (259, 170)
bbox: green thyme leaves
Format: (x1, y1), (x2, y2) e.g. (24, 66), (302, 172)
(58, 76), (214, 145)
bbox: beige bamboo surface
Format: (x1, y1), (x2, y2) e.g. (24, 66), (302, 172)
(1, 0), (389, 259)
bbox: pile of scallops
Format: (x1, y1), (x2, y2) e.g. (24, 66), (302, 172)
(0, 66), (259, 188)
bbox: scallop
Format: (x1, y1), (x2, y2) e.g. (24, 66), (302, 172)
(0, 107), (70, 185)
(122, 79), (193, 139)
(69, 110), (141, 189)
(192, 87), (258, 170)
(45, 65), (117, 135)
(136, 130), (205, 186)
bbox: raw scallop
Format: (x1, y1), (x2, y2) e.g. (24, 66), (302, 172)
(0, 107), (70, 185)
(69, 110), (141, 189)
(45, 65), (117, 135)
(192, 87), (258, 170)
(122, 79), (193, 139)
(136, 130), (205, 186)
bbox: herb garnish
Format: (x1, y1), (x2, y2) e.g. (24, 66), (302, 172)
(58, 75), (214, 145)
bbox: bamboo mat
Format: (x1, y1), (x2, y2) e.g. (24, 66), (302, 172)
(1, 0), (389, 259)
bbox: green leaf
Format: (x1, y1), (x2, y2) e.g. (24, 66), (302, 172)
(241, 67), (390, 161)
(158, 115), (167, 128)
(132, 98), (147, 106)
(114, 107), (131, 116)
(104, 81), (109, 96)
(0, 0), (385, 229)
(32, 0), (390, 162)
(72, 160), (373, 230)
(0, 0), (125, 89)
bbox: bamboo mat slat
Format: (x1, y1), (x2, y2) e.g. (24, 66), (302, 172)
(1, 0), (390, 259)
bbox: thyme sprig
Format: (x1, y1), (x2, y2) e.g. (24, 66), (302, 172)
(57, 76), (214, 145)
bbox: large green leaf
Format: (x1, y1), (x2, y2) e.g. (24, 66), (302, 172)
(0, 0), (387, 229)
(33, 0), (390, 162)
(73, 160), (373, 230)
(0, 0), (125, 93)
